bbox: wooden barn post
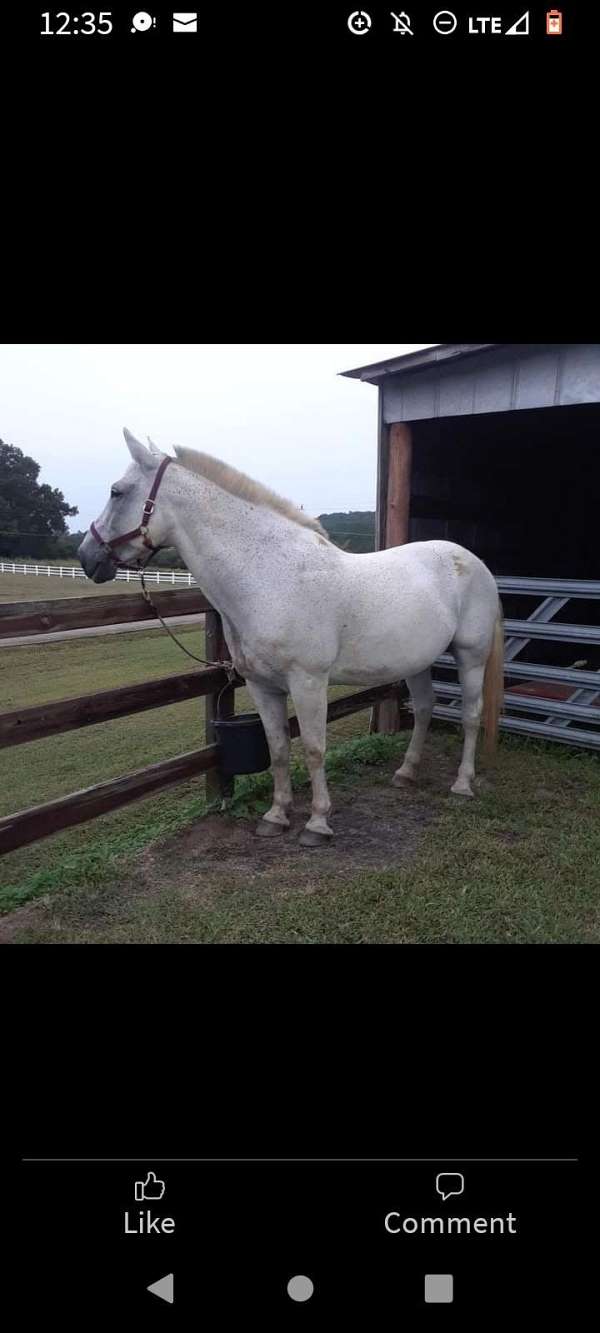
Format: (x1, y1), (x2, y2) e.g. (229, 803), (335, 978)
(371, 419), (413, 733)
(205, 609), (235, 801)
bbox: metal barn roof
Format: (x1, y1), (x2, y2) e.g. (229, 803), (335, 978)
(341, 343), (600, 422)
(341, 343), (496, 381)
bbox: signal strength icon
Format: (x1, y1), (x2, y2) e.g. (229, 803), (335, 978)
(506, 10), (529, 35)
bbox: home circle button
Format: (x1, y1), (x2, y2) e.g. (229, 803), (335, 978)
(287, 1275), (314, 1302)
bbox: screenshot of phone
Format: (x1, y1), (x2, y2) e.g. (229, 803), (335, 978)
(1, 4), (596, 1327)
(5, 339), (595, 1318)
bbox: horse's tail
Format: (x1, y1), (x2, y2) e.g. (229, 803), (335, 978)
(482, 604), (504, 760)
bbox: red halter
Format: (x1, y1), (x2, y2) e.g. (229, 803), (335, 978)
(90, 456), (172, 565)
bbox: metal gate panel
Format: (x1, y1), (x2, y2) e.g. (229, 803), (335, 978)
(430, 576), (600, 750)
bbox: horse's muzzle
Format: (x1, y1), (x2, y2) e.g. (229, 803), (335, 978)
(78, 535), (118, 583)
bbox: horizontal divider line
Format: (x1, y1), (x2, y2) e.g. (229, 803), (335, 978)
(22, 1156), (579, 1163)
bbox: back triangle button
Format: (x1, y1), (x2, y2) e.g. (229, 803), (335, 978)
(147, 1273), (174, 1304)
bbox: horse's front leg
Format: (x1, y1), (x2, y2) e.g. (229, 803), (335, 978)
(245, 679), (293, 837)
(288, 670), (333, 848)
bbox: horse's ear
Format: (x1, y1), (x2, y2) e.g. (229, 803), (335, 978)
(147, 436), (165, 458)
(123, 427), (153, 469)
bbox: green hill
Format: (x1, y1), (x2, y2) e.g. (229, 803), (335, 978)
(318, 511), (376, 552)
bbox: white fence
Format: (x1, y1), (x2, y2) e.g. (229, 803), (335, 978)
(0, 561), (196, 586)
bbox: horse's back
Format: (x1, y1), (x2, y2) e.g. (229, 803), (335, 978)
(343, 539), (494, 602)
(380, 538), (489, 577)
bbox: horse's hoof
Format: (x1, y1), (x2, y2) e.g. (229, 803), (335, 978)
(392, 772), (415, 788)
(255, 819), (288, 837)
(450, 783), (474, 798)
(298, 829), (333, 848)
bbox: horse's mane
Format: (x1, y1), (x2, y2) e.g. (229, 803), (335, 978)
(173, 445), (328, 536)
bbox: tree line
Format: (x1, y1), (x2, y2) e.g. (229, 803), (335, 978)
(0, 439), (79, 559)
(319, 511), (375, 552)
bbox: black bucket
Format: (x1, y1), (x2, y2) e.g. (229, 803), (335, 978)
(213, 712), (271, 777)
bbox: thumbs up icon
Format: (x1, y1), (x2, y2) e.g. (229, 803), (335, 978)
(134, 1171), (166, 1201)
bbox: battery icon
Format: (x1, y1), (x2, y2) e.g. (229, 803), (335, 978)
(546, 9), (562, 34)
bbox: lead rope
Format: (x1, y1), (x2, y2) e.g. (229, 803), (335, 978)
(139, 568), (238, 697)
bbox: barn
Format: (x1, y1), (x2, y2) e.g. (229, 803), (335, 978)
(342, 343), (600, 750)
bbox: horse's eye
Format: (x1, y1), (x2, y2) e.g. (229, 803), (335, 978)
(111, 488), (122, 499)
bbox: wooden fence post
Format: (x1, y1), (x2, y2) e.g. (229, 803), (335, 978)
(204, 608), (235, 802)
(371, 420), (414, 734)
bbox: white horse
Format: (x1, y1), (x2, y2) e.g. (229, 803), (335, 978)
(79, 430), (504, 847)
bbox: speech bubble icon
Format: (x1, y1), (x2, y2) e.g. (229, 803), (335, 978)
(436, 1172), (464, 1202)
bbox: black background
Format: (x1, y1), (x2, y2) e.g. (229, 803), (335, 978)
(1, 0), (594, 326)
(11, 945), (596, 1324)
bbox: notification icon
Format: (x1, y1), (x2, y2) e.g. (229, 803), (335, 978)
(546, 9), (562, 34)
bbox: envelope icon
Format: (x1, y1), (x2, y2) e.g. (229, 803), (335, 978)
(173, 12), (197, 31)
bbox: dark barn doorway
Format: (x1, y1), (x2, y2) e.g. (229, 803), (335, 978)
(409, 403), (600, 679)
(408, 403), (599, 581)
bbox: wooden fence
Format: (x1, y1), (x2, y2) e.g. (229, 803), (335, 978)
(0, 589), (409, 856)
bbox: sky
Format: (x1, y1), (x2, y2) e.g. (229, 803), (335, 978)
(0, 344), (438, 530)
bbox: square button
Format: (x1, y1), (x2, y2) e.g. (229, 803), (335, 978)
(425, 1274), (454, 1304)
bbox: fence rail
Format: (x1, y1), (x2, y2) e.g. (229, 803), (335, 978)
(0, 681), (408, 854)
(0, 665), (230, 748)
(0, 743), (220, 854)
(0, 560), (195, 585)
(1, 574), (598, 857)
(0, 580), (410, 855)
(0, 588), (209, 638)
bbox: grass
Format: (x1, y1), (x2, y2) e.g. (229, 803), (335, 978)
(0, 571), (145, 600)
(2, 724), (599, 943)
(1, 612), (599, 943)
(0, 625), (368, 899)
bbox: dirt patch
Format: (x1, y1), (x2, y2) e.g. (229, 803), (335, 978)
(145, 775), (438, 883)
(0, 897), (55, 943)
(0, 757), (448, 941)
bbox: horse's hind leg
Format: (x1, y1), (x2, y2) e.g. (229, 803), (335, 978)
(450, 646), (486, 797)
(392, 668), (435, 788)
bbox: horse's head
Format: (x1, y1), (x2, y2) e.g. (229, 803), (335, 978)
(78, 429), (173, 582)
